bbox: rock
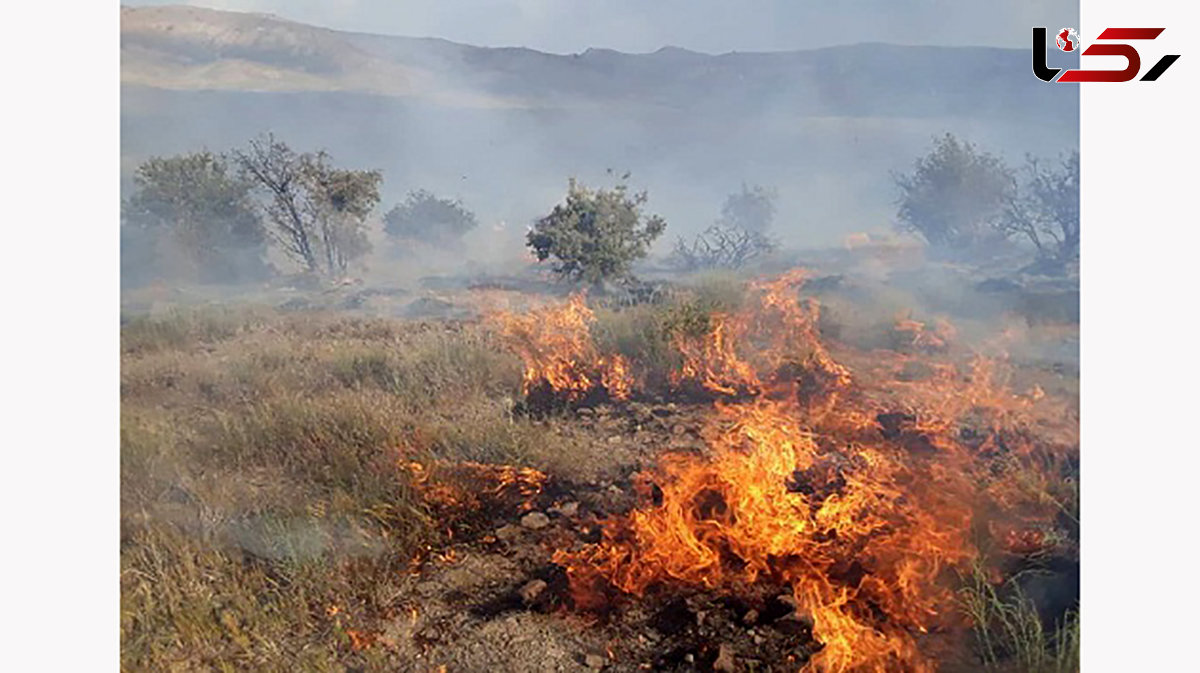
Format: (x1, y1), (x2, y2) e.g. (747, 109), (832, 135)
(684, 653), (695, 663)
(495, 524), (524, 541)
(521, 512), (551, 530)
(577, 407), (594, 417)
(713, 643), (737, 672)
(742, 609), (759, 626)
(551, 501), (580, 517)
(518, 579), (548, 605)
(584, 653), (606, 669)
(607, 435), (623, 445)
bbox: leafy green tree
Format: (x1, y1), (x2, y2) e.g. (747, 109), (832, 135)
(526, 176), (666, 285)
(122, 151), (267, 283)
(996, 150), (1080, 266)
(893, 134), (1014, 250)
(384, 190), (478, 248)
(233, 134), (381, 275)
(719, 183), (778, 233)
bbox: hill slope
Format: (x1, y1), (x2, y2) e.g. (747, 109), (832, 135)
(120, 5), (1079, 245)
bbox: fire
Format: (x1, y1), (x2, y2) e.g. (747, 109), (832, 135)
(491, 292), (633, 403)
(557, 395), (977, 672)
(475, 268), (1073, 672)
(672, 313), (760, 396)
(544, 270), (1068, 672)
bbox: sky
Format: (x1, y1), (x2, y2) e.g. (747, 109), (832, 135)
(128, 0), (1080, 54)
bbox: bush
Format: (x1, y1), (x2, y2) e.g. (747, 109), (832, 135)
(122, 151), (270, 284)
(384, 189), (478, 248)
(719, 183), (778, 233)
(894, 133), (1014, 251)
(526, 175), (666, 285)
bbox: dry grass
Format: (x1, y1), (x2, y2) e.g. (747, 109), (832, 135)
(119, 308), (567, 671)
(960, 563), (1080, 673)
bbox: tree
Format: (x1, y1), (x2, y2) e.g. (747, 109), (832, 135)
(995, 150), (1079, 267)
(384, 190), (478, 248)
(671, 223), (778, 271)
(233, 134), (381, 276)
(122, 151), (268, 283)
(526, 176), (666, 285)
(893, 134), (1014, 250)
(719, 183), (778, 233)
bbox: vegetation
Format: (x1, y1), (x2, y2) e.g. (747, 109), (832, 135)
(526, 175), (667, 285)
(960, 564), (1080, 673)
(718, 183), (778, 233)
(122, 151), (268, 284)
(996, 150), (1080, 267)
(893, 133), (1014, 251)
(234, 134), (382, 276)
(671, 223), (778, 271)
(384, 189), (479, 248)
(120, 309), (602, 671)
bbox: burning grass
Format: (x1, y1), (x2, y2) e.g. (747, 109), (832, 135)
(495, 270), (1077, 672)
(121, 271), (1078, 672)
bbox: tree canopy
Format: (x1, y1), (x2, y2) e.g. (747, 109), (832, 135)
(526, 176), (666, 285)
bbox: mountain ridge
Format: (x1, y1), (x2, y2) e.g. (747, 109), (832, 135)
(120, 4), (1079, 245)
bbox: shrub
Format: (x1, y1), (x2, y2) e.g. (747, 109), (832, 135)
(526, 175), (666, 285)
(671, 223), (779, 271)
(122, 151), (269, 284)
(384, 189), (478, 248)
(718, 183), (778, 233)
(894, 133), (1014, 251)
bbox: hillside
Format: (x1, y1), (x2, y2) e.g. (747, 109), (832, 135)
(120, 4), (1080, 245)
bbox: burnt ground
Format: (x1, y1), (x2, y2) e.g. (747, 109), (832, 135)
(380, 399), (995, 673)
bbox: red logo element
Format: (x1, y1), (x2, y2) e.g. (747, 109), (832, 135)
(1033, 27), (1179, 83)
(1056, 28), (1079, 52)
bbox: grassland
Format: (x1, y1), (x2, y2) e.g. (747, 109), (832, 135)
(121, 305), (589, 671)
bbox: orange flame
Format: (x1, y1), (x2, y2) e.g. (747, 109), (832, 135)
(544, 269), (1071, 673)
(491, 293), (633, 402)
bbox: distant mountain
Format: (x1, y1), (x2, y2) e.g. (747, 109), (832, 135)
(121, 5), (1079, 245)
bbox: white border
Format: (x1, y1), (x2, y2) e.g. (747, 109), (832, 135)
(1081, 1), (1199, 669)
(5, 1), (119, 670)
(7, 1), (1200, 669)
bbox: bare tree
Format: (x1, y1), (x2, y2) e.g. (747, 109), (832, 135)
(995, 150), (1079, 266)
(671, 223), (779, 271)
(233, 134), (381, 275)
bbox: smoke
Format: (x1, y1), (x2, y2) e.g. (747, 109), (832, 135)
(121, 5), (1079, 298)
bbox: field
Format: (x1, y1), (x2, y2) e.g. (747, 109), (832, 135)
(120, 259), (1079, 672)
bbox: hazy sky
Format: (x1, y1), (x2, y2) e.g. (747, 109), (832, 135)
(130, 1), (1079, 54)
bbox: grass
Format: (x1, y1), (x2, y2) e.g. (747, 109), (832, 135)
(120, 308), (564, 671)
(590, 273), (748, 392)
(960, 563), (1080, 673)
